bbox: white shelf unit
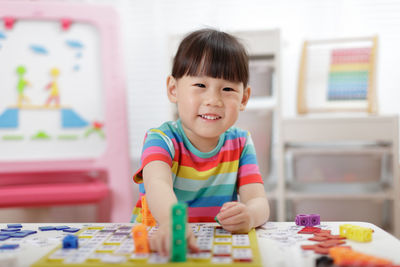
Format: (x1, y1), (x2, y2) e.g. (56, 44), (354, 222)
(277, 115), (400, 237)
(233, 29), (281, 220)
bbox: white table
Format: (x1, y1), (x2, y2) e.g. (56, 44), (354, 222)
(0, 222), (399, 267)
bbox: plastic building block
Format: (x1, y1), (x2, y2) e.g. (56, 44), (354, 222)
(295, 214), (309, 226)
(132, 224), (150, 254)
(298, 226), (321, 234)
(0, 244), (19, 250)
(329, 246), (393, 266)
(39, 226), (56, 231)
(55, 226), (70, 230)
(339, 224), (373, 242)
(141, 196), (156, 227)
(309, 214), (320, 226)
(10, 231), (31, 238)
(63, 228), (80, 233)
(295, 213), (320, 227)
(1, 228), (20, 232)
(0, 236), (9, 241)
(171, 202), (187, 262)
(7, 224), (22, 228)
(62, 234), (78, 249)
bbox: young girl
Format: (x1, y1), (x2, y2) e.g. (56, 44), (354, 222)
(131, 28), (270, 256)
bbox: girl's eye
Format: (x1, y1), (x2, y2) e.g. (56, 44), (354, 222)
(194, 83), (206, 88)
(223, 87), (234, 92)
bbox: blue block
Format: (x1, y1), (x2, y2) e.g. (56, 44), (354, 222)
(0, 232), (11, 237)
(0, 244), (19, 250)
(61, 108), (89, 128)
(0, 236), (9, 241)
(10, 231), (30, 238)
(7, 224), (22, 228)
(62, 235), (78, 249)
(39, 226), (56, 231)
(0, 108), (18, 128)
(1, 228), (21, 232)
(55, 226), (70, 230)
(20, 230), (37, 235)
(63, 228), (80, 233)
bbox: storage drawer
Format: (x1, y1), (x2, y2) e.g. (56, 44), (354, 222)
(285, 145), (392, 190)
(236, 110), (273, 181)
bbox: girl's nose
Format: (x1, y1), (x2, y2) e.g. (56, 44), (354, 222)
(203, 89), (223, 107)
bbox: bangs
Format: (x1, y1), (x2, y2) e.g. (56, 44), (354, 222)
(172, 29), (249, 87)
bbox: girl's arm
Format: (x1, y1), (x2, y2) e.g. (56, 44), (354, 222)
(239, 183), (270, 228)
(216, 183), (269, 233)
(142, 160), (198, 255)
(143, 160), (176, 225)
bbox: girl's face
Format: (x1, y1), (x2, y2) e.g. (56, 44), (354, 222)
(167, 75), (250, 152)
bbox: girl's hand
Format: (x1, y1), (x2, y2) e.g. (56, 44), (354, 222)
(216, 202), (254, 233)
(149, 223), (199, 256)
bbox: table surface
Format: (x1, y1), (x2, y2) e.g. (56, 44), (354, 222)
(0, 221), (399, 267)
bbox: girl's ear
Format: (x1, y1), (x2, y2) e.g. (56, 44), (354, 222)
(167, 75), (178, 103)
(240, 86), (251, 111)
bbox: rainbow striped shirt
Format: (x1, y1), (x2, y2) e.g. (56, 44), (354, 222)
(131, 120), (263, 223)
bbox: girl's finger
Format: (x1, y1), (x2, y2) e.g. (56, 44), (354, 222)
(188, 233), (199, 253)
(149, 236), (156, 252)
(219, 205), (243, 221)
(163, 234), (170, 256)
(220, 201), (238, 212)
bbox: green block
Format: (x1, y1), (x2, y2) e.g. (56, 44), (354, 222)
(171, 202), (187, 262)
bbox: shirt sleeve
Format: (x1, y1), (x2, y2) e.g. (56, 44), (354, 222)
(132, 129), (174, 184)
(237, 131), (264, 187)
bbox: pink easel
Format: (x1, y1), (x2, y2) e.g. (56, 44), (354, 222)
(0, 1), (133, 222)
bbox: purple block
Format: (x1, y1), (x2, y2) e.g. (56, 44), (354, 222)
(309, 214), (320, 226)
(295, 214), (309, 226)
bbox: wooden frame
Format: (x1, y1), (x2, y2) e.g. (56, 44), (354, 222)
(297, 36), (378, 114)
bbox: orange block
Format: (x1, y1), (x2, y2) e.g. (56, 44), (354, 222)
(141, 196), (157, 227)
(329, 246), (392, 266)
(132, 224), (150, 254)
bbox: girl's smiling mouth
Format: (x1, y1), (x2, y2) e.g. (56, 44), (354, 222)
(199, 114), (222, 120)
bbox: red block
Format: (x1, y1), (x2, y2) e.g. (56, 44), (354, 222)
(308, 236), (329, 242)
(301, 245), (317, 250)
(298, 227), (321, 234)
(314, 246), (330, 255)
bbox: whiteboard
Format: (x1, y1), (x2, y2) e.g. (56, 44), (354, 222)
(0, 20), (106, 161)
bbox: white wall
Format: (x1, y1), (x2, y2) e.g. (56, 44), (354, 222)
(6, 0), (399, 161)
(115, 0), (400, 161)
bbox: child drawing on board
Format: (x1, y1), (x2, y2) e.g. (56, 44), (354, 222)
(131, 28), (270, 255)
(44, 67), (61, 107)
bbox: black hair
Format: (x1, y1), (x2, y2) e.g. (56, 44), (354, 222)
(172, 28), (249, 87)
